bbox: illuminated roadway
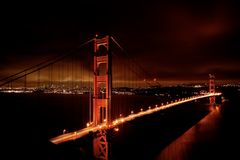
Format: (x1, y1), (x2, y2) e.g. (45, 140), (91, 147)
(50, 93), (221, 144)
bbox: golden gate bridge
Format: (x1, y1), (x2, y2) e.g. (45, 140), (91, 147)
(0, 35), (221, 160)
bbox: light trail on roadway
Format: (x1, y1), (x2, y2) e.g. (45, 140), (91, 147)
(50, 93), (221, 144)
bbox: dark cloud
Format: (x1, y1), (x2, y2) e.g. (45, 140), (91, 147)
(1, 0), (240, 84)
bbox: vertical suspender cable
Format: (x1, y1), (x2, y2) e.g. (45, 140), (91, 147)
(24, 71), (27, 91)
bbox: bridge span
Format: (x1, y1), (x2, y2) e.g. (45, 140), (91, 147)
(50, 92), (221, 145)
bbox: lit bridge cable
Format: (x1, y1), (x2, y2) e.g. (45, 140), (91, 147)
(111, 36), (161, 87)
(0, 38), (94, 88)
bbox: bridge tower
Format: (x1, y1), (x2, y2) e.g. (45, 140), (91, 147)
(209, 74), (215, 105)
(93, 35), (112, 159)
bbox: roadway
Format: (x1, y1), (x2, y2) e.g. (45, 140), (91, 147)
(50, 93), (221, 144)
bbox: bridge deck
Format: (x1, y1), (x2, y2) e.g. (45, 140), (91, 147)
(50, 93), (221, 144)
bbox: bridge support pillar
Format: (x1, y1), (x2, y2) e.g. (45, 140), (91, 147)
(93, 130), (109, 159)
(92, 35), (111, 160)
(209, 74), (215, 105)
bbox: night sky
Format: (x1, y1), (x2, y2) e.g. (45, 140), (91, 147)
(1, 0), (240, 84)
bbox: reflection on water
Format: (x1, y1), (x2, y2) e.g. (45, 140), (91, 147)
(156, 105), (222, 160)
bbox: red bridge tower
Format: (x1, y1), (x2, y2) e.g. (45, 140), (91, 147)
(93, 35), (112, 159)
(209, 74), (215, 105)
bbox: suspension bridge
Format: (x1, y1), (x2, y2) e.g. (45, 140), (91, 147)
(0, 35), (221, 160)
